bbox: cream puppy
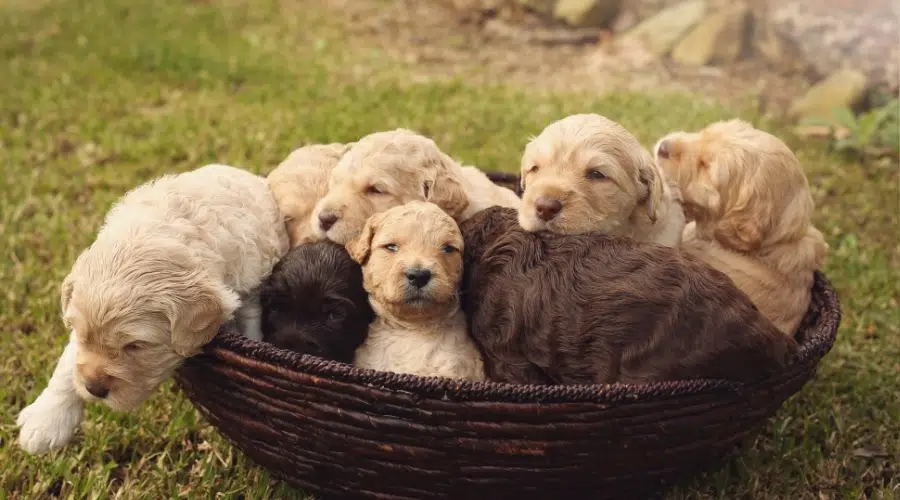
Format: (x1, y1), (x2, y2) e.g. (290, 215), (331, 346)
(311, 128), (520, 244)
(519, 114), (685, 247)
(16, 164), (289, 454)
(653, 119), (829, 335)
(267, 143), (352, 247)
(347, 202), (485, 381)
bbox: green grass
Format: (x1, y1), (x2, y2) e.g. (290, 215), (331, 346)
(1, 0), (897, 498)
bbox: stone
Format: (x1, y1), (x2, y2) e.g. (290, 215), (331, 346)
(752, 19), (810, 76)
(620, 0), (707, 57)
(553, 0), (623, 28)
(671, 4), (750, 66)
(518, 0), (555, 17)
(789, 69), (869, 121)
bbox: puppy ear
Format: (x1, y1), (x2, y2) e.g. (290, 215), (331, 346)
(713, 184), (769, 252)
(346, 212), (383, 265)
(169, 279), (240, 358)
(60, 272), (75, 313)
(426, 153), (469, 220)
(638, 156), (664, 223)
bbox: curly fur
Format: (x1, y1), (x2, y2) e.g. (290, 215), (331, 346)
(460, 206), (798, 385)
(259, 241), (373, 363)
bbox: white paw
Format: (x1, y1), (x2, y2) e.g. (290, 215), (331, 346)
(16, 393), (84, 455)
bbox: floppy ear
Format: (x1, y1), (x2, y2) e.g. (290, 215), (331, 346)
(426, 152), (469, 220)
(637, 157), (664, 223)
(346, 212), (382, 265)
(60, 272), (75, 313)
(713, 184), (769, 252)
(169, 279), (240, 358)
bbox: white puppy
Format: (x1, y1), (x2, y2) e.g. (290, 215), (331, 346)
(16, 164), (289, 454)
(347, 202), (485, 381)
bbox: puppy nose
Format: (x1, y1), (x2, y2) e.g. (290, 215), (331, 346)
(656, 139), (671, 159)
(85, 379), (109, 399)
(534, 196), (562, 221)
(405, 268), (432, 288)
(318, 211), (339, 231)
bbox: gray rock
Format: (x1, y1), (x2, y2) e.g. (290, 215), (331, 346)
(553, 0), (623, 28)
(671, 4), (750, 66)
(789, 69), (869, 121)
(620, 0), (707, 56)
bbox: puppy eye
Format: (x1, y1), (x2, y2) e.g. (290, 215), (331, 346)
(586, 169), (607, 180)
(382, 243), (398, 252)
(123, 341), (146, 352)
(366, 185), (385, 195)
(528, 165), (539, 174)
(441, 244), (459, 254)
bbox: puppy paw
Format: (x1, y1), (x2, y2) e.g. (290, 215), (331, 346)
(16, 393), (84, 455)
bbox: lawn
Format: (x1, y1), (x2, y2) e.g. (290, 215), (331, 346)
(0, 0), (897, 498)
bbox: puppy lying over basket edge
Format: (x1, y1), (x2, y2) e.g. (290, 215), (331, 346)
(259, 241), (373, 363)
(311, 128), (521, 244)
(459, 206), (798, 385)
(17, 164), (289, 454)
(518, 113), (685, 247)
(653, 119), (829, 336)
(348, 201), (485, 381)
(266, 142), (352, 248)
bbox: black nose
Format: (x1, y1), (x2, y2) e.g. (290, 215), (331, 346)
(657, 139), (671, 159)
(405, 268), (432, 288)
(85, 380), (109, 399)
(534, 196), (562, 221)
(318, 211), (339, 231)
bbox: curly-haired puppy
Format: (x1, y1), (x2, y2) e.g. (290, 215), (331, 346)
(267, 143), (352, 247)
(17, 164), (288, 455)
(311, 128), (520, 244)
(653, 119), (828, 335)
(259, 241), (373, 363)
(519, 114), (685, 247)
(347, 201), (485, 381)
(460, 207), (797, 386)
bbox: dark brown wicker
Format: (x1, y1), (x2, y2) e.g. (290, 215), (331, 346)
(174, 173), (841, 500)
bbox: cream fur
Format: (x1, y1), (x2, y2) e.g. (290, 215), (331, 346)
(654, 119), (829, 335)
(347, 201), (485, 381)
(17, 164), (289, 455)
(519, 113), (685, 247)
(311, 128), (520, 244)
(267, 143), (352, 247)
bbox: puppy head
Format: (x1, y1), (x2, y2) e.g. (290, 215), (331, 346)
(654, 119), (814, 251)
(459, 206), (519, 266)
(346, 201), (464, 323)
(259, 241), (373, 363)
(62, 237), (238, 411)
(310, 129), (469, 245)
(519, 114), (662, 234)
(267, 142), (353, 247)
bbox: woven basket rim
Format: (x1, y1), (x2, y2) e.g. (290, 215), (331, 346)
(199, 271), (840, 405)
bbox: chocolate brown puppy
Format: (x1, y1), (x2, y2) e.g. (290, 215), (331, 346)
(459, 207), (798, 385)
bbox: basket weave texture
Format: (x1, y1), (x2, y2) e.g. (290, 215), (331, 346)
(175, 174), (841, 500)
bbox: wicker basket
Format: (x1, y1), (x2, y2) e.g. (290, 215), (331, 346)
(174, 173), (841, 500)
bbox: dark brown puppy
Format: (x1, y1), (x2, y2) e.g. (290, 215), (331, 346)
(459, 207), (798, 385)
(259, 241), (373, 363)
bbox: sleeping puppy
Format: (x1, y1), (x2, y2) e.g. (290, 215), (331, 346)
(459, 206), (798, 386)
(17, 164), (289, 455)
(519, 114), (685, 247)
(258, 241), (373, 363)
(653, 119), (828, 335)
(266, 143), (352, 247)
(347, 201), (485, 381)
(311, 128), (520, 244)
